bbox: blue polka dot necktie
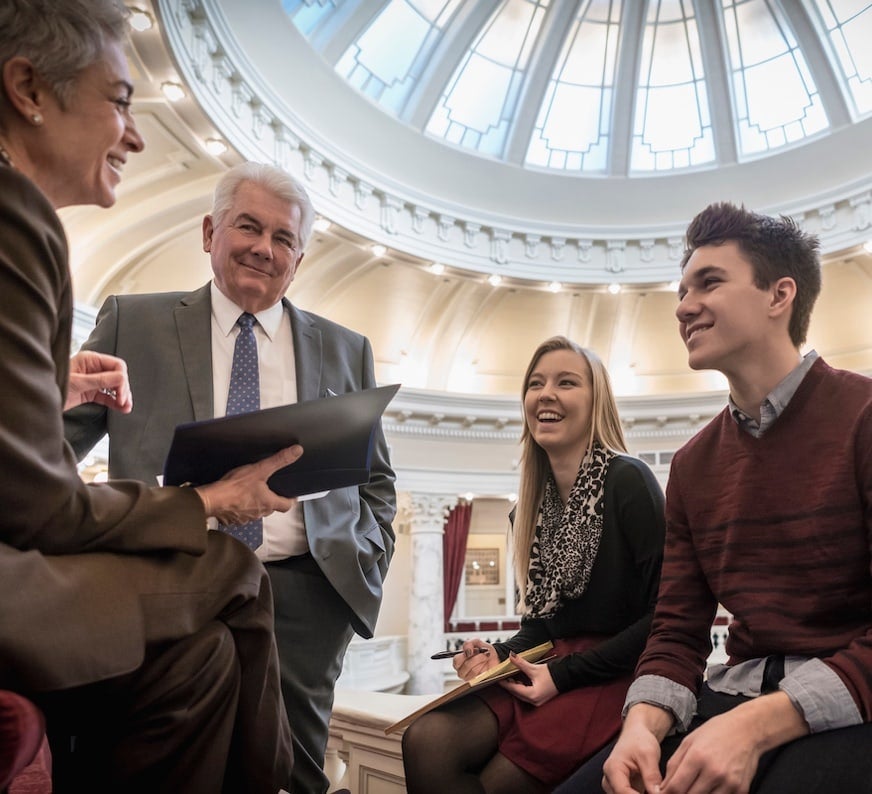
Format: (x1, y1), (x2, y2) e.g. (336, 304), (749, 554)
(221, 312), (263, 549)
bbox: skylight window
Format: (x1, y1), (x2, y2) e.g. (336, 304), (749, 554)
(281, 0), (339, 38)
(426, 0), (549, 158)
(722, 0), (828, 156)
(282, 0), (872, 174)
(812, 0), (872, 115)
(631, 0), (715, 172)
(335, 0), (462, 114)
(525, 0), (622, 172)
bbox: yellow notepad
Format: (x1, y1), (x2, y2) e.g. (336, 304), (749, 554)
(384, 640), (554, 735)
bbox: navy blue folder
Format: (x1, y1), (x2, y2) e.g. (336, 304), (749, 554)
(163, 384), (399, 498)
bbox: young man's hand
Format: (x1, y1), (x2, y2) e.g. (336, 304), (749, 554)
(658, 692), (808, 794)
(602, 703), (674, 794)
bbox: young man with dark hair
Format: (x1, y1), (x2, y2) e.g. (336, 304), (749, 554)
(556, 202), (872, 794)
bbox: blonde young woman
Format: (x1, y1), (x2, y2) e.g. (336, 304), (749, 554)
(402, 336), (666, 793)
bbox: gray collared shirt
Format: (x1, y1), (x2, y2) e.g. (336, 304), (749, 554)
(728, 350), (819, 437)
(625, 350), (862, 734)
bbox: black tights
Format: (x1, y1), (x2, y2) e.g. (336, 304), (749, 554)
(402, 696), (550, 794)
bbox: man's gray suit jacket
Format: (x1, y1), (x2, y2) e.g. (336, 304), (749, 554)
(64, 283), (397, 637)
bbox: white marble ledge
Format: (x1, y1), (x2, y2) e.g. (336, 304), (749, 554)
(332, 689), (433, 731)
(326, 691), (434, 792)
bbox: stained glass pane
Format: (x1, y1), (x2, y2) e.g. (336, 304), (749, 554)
(282, 0), (343, 38)
(525, 0), (621, 172)
(630, 0), (715, 172)
(811, 0), (872, 115)
(335, 0), (462, 115)
(426, 0), (549, 159)
(722, 0), (829, 157)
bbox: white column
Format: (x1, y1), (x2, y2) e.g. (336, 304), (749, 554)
(406, 493), (454, 694)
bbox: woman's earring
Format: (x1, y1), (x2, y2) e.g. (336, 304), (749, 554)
(31, 113), (43, 126)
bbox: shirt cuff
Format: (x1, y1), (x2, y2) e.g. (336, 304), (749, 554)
(779, 658), (861, 733)
(623, 674), (697, 732)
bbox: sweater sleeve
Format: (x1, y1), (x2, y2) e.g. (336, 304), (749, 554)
(493, 618), (552, 661)
(812, 400), (872, 723)
(548, 458), (665, 692)
(634, 453), (719, 695)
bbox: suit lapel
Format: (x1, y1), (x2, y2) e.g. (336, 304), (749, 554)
(175, 284), (214, 420)
(288, 300), (322, 402)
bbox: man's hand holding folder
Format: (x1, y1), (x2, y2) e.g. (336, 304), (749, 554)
(163, 384), (400, 499)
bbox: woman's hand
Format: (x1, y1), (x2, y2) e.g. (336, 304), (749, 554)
(499, 651), (559, 707)
(453, 639), (497, 681)
(65, 350), (133, 413)
(194, 444), (303, 524)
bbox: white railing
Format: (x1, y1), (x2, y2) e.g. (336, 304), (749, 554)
(336, 635), (409, 694)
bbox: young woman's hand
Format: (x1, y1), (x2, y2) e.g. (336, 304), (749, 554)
(499, 652), (559, 706)
(453, 639), (497, 681)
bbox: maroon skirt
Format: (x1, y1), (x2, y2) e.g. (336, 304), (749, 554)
(476, 636), (632, 787)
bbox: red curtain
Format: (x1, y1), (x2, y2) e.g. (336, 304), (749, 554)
(443, 502), (473, 631)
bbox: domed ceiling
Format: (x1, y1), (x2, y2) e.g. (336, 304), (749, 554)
(285, 0), (871, 176)
(63, 0), (872, 404)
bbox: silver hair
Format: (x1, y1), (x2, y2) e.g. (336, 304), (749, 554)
(211, 162), (316, 251)
(0, 0), (128, 110)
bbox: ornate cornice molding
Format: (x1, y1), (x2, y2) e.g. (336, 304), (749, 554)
(398, 469), (519, 497)
(384, 387), (724, 443)
(159, 0), (872, 286)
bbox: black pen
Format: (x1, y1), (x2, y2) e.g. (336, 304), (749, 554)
(430, 647), (490, 660)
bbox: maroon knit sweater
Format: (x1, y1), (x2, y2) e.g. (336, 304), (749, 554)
(637, 358), (872, 720)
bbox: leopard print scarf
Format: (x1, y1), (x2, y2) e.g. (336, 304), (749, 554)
(522, 442), (615, 618)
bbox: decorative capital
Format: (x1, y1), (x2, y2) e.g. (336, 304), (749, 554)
(402, 492), (455, 534)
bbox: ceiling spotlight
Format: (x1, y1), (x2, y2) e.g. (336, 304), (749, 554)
(547, 281), (562, 293)
(204, 138), (227, 156)
(312, 217), (331, 232)
(127, 6), (154, 31)
(429, 262), (445, 275)
(864, 240), (872, 254)
(488, 273), (502, 287)
(371, 244), (387, 257)
(160, 81), (186, 102)
(608, 282), (622, 295)
(668, 280), (680, 292)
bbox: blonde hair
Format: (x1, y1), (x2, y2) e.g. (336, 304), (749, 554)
(512, 336), (627, 600)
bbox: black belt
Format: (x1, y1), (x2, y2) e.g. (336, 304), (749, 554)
(761, 654), (785, 694)
(265, 551), (322, 576)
